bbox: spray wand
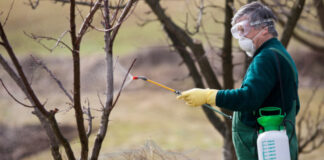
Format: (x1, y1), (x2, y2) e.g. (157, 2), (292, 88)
(133, 76), (232, 120)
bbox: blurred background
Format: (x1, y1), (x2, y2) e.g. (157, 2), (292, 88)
(0, 0), (323, 159)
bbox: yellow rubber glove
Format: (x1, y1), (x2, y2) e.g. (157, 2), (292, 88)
(177, 88), (218, 107)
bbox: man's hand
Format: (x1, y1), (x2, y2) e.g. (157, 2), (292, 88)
(177, 88), (218, 107)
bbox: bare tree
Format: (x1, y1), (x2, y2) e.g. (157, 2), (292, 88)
(262, 0), (324, 51)
(143, 0), (323, 159)
(297, 79), (324, 154)
(0, 0), (137, 159)
(143, 0), (235, 159)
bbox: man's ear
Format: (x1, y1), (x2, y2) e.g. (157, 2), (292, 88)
(262, 27), (269, 35)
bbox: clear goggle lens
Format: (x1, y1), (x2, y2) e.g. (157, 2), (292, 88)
(231, 20), (251, 39)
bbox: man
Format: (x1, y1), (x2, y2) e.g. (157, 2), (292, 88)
(177, 2), (299, 160)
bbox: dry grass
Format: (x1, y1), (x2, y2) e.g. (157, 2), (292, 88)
(98, 140), (193, 160)
(0, 46), (323, 160)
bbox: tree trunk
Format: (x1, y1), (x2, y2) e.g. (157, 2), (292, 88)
(314, 0), (324, 31)
(221, 0), (236, 159)
(145, 0), (236, 159)
(280, 0), (305, 47)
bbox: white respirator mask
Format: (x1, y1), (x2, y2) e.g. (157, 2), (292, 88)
(231, 19), (271, 57)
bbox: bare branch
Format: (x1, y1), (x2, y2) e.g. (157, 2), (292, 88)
(211, 13), (224, 24)
(110, 0), (123, 27)
(54, 30), (70, 50)
(27, 0), (40, 9)
(292, 31), (324, 52)
(263, 0), (324, 52)
(205, 4), (225, 11)
(0, 22), (75, 160)
(314, 0), (324, 30)
(77, 0), (104, 43)
(97, 91), (104, 109)
(0, 53), (64, 160)
(298, 80), (321, 124)
(133, 13), (157, 27)
(3, 0), (15, 27)
(200, 21), (221, 58)
(83, 99), (93, 138)
(31, 55), (73, 102)
(76, 6), (85, 21)
(296, 23), (324, 38)
(112, 58), (136, 108)
(0, 79), (34, 108)
(0, 22), (50, 116)
(52, 0), (126, 9)
(195, 0), (204, 33)
(24, 31), (73, 52)
(298, 78), (324, 154)
(110, 0), (139, 44)
(280, 0), (306, 47)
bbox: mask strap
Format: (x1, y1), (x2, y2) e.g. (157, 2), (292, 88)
(252, 28), (265, 41)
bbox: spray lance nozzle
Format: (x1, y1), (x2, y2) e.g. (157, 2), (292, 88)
(132, 75), (232, 120)
(132, 76), (147, 81)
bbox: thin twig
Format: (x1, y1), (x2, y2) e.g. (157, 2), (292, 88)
(24, 31), (73, 52)
(111, 58), (136, 108)
(30, 55), (73, 102)
(52, 30), (70, 52)
(3, 0), (15, 27)
(76, 6), (85, 21)
(27, 0), (40, 9)
(110, 0), (138, 44)
(0, 79), (34, 108)
(77, 0), (104, 43)
(296, 23), (324, 38)
(298, 80), (321, 124)
(195, 0), (204, 33)
(52, 0), (126, 9)
(133, 12), (157, 27)
(97, 91), (104, 109)
(113, 56), (119, 72)
(110, 0), (123, 27)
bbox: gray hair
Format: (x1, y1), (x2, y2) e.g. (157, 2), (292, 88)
(232, 2), (278, 37)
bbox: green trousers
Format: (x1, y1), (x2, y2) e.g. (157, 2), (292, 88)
(232, 105), (298, 160)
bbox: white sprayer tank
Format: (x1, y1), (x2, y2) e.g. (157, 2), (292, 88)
(257, 130), (290, 160)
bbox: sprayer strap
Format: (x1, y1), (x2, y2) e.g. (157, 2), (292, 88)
(269, 48), (298, 84)
(269, 48), (298, 114)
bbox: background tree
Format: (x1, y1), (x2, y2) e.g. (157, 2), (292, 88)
(143, 0), (324, 159)
(0, 0), (137, 159)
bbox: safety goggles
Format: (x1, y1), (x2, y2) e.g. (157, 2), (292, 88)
(231, 20), (251, 39)
(231, 19), (274, 39)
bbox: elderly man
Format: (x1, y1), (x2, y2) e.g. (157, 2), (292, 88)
(177, 2), (299, 160)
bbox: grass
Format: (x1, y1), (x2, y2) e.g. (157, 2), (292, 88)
(0, 87), (316, 160)
(11, 89), (222, 160)
(0, 0), (314, 58)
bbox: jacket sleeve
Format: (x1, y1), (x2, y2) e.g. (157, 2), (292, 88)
(216, 50), (277, 112)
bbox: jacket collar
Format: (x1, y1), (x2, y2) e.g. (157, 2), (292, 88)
(253, 37), (279, 58)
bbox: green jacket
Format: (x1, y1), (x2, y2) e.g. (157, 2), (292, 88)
(216, 38), (299, 159)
